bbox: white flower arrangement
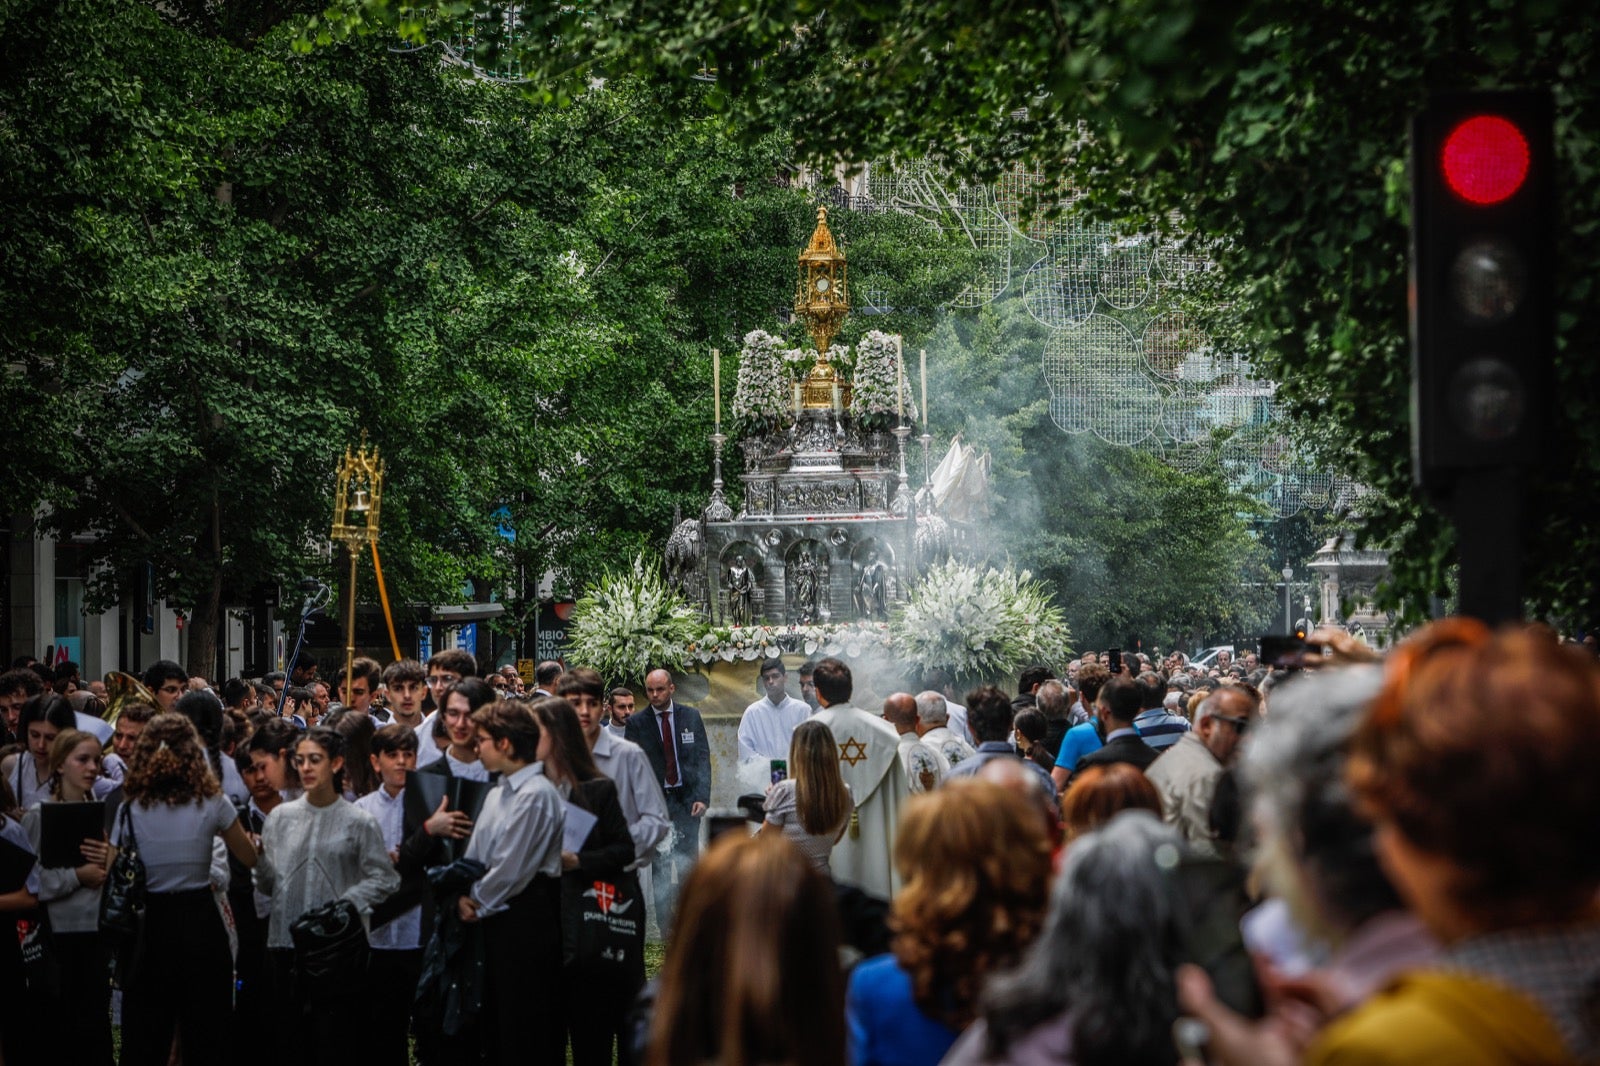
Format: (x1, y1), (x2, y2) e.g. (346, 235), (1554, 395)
(564, 554), (703, 685)
(686, 621), (895, 663)
(849, 330), (918, 426)
(894, 560), (1071, 682)
(732, 330), (797, 428)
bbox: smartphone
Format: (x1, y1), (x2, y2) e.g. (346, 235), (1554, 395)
(770, 759), (788, 786)
(1170, 855), (1264, 1018)
(1107, 648), (1123, 674)
(702, 809), (754, 850)
(1259, 634), (1319, 669)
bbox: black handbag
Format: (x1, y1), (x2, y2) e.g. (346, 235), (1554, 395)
(99, 802), (146, 940)
(561, 871), (643, 974)
(289, 897), (369, 1001)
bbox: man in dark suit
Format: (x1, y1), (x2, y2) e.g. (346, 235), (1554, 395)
(1071, 675), (1157, 781)
(626, 668), (712, 931)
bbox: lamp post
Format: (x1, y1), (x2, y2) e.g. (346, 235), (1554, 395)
(332, 437), (385, 698)
(1282, 565), (1294, 633)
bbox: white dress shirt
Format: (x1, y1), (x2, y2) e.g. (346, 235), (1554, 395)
(737, 694), (813, 763)
(354, 786), (421, 950)
(443, 751), (490, 782)
(413, 711), (444, 767)
(464, 761), (563, 918)
(590, 729), (671, 867)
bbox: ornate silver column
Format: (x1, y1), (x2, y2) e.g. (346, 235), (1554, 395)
(704, 430), (734, 522)
(891, 424), (913, 516)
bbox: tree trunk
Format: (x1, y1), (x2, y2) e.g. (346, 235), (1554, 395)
(186, 497), (226, 680)
(187, 568), (223, 681)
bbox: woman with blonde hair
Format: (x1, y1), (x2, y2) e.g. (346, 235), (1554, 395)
(761, 718), (852, 872)
(22, 728), (113, 1065)
(648, 831), (845, 1066)
(847, 781), (1053, 1066)
(114, 712), (258, 1066)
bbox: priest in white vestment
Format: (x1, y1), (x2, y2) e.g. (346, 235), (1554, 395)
(810, 657), (907, 899)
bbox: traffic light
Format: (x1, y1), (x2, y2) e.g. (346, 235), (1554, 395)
(1293, 618), (1309, 640)
(1410, 90), (1553, 491)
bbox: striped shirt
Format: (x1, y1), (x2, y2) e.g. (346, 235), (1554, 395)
(1133, 707), (1190, 751)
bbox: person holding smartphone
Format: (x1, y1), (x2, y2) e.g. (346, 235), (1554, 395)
(760, 720), (852, 873)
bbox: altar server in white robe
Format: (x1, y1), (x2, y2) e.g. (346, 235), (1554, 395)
(737, 658), (814, 782)
(809, 657), (907, 899)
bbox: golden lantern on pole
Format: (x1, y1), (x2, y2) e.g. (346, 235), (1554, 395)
(331, 436), (384, 698)
(795, 206), (852, 409)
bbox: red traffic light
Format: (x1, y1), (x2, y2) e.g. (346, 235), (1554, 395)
(1441, 115), (1530, 205)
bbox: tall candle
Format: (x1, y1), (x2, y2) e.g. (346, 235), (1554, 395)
(896, 336), (904, 421)
(920, 348), (928, 427)
(712, 348), (721, 425)
(793, 380), (802, 417)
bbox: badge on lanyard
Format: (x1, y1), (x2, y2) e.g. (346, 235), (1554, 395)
(680, 729), (696, 745)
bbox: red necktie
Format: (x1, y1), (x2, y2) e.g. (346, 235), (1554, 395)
(660, 710), (679, 786)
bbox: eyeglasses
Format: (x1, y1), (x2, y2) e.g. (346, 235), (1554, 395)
(1213, 714), (1251, 734)
(427, 675), (461, 687)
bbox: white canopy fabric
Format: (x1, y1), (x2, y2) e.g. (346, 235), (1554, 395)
(929, 439), (991, 523)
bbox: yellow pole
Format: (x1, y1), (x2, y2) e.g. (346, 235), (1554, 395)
(343, 546), (358, 702)
(371, 541), (402, 662)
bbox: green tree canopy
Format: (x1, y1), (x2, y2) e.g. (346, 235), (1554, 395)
(308, 0), (1600, 627)
(927, 300), (1274, 652)
(0, 0), (980, 671)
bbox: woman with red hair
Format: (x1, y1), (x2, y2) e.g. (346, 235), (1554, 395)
(1309, 620), (1600, 1062)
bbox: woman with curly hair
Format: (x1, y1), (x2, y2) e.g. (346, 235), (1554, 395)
(944, 811), (1190, 1066)
(113, 712), (259, 1066)
(847, 780), (1053, 1066)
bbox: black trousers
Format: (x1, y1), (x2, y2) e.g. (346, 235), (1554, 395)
(481, 876), (563, 1066)
(652, 789), (701, 935)
(228, 892), (271, 1066)
(267, 945), (369, 1066)
(563, 956), (646, 1066)
(50, 930), (113, 1066)
(120, 889), (232, 1066)
(368, 947), (423, 1066)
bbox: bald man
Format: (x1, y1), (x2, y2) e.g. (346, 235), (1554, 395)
(625, 669), (711, 929)
(883, 692), (943, 794)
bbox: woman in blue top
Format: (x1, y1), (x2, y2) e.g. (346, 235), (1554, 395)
(847, 781), (1053, 1066)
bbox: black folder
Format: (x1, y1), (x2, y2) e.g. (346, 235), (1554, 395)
(402, 772), (490, 861)
(38, 802), (106, 868)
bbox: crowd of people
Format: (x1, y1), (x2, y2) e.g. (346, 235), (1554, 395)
(1, 619), (1598, 1065)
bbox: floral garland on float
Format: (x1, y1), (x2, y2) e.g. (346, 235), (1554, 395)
(730, 329), (802, 434)
(849, 329), (918, 430)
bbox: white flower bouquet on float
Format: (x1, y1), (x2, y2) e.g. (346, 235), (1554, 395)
(893, 559), (1071, 682)
(564, 554), (702, 686)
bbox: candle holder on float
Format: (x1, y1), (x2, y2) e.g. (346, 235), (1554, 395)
(705, 429), (734, 522)
(891, 424), (914, 516)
